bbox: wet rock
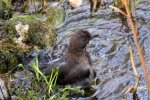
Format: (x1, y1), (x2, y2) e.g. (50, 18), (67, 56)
(12, 1), (66, 27)
(0, 77), (11, 100)
(9, 71), (33, 96)
(55, 0), (150, 99)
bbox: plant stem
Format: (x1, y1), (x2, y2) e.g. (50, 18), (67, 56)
(122, 0), (150, 91)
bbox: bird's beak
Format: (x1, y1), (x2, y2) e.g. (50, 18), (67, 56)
(91, 34), (99, 39)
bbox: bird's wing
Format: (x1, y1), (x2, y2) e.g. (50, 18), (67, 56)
(85, 51), (92, 65)
(85, 51), (96, 79)
(40, 56), (67, 75)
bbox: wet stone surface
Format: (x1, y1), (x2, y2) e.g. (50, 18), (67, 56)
(55, 0), (150, 99)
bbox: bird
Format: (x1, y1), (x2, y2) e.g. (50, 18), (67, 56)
(41, 29), (97, 86)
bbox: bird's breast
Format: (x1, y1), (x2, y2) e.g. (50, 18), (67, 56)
(77, 55), (91, 72)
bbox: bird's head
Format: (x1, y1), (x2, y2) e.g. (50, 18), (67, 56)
(68, 29), (96, 52)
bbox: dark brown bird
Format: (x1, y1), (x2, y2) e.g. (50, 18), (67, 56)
(41, 29), (96, 85)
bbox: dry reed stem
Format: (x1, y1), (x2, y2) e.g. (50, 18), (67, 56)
(109, 5), (127, 16)
(129, 46), (140, 92)
(109, 0), (150, 91)
(130, 46), (138, 77)
(121, 0), (150, 91)
(125, 46), (140, 99)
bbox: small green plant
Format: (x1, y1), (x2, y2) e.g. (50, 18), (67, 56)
(29, 56), (59, 94)
(15, 56), (84, 99)
(50, 85), (84, 100)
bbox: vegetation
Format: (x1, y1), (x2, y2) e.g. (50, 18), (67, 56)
(0, 42), (24, 73)
(9, 56), (84, 100)
(0, 0), (66, 73)
(5, 15), (55, 48)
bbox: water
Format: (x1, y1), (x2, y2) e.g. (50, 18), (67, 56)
(55, 1), (150, 99)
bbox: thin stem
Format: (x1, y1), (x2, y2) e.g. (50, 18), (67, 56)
(123, 0), (150, 91)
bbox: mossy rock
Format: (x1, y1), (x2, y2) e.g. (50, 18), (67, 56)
(47, 6), (66, 26)
(0, 1), (4, 18)
(4, 15), (56, 49)
(0, 15), (56, 73)
(0, 19), (5, 32)
(0, 42), (24, 74)
(0, 0), (12, 19)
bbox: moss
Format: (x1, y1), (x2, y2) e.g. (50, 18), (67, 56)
(47, 6), (66, 26)
(4, 15), (56, 49)
(0, 1), (5, 18)
(0, 43), (24, 74)
(2, 0), (11, 10)
(0, 0), (12, 19)
(0, 15), (57, 73)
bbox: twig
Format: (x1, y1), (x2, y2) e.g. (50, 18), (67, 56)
(130, 46), (138, 77)
(122, 0), (150, 91)
(109, 5), (127, 16)
(109, 0), (150, 92)
(125, 46), (140, 100)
